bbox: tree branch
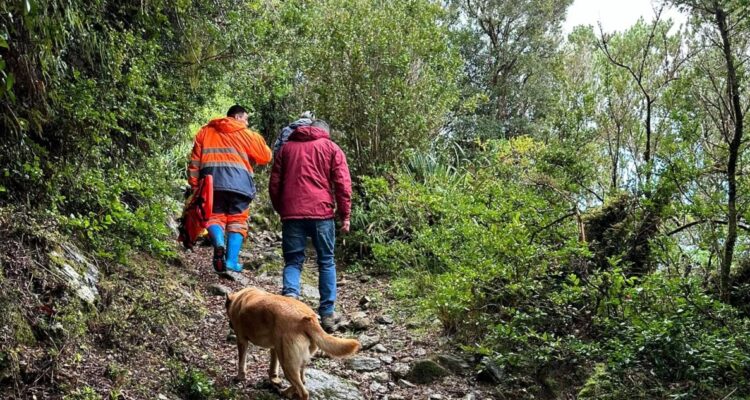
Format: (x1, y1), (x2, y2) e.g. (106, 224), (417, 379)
(666, 218), (750, 236)
(529, 211), (577, 244)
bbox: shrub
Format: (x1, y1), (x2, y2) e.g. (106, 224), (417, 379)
(172, 367), (215, 400)
(170, 364), (236, 400)
(345, 137), (750, 398)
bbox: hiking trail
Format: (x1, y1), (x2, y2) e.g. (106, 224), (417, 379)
(181, 227), (498, 400)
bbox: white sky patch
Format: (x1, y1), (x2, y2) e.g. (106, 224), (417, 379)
(563, 0), (687, 34)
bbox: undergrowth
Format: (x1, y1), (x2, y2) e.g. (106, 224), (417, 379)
(347, 138), (750, 399)
(0, 207), (210, 399)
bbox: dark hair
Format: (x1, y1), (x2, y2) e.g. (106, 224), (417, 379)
(311, 119), (330, 133)
(227, 105), (248, 117)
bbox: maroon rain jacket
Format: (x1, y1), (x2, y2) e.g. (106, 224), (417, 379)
(269, 125), (352, 221)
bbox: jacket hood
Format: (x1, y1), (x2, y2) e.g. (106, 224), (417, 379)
(208, 117), (247, 133)
(289, 118), (313, 129)
(289, 125), (330, 142)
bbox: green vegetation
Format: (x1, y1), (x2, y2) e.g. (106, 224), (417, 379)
(351, 138), (750, 398)
(62, 386), (102, 400)
(344, 1), (750, 396)
(170, 363), (237, 400)
(2, 0), (750, 399)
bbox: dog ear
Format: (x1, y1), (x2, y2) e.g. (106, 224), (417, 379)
(225, 293), (232, 309)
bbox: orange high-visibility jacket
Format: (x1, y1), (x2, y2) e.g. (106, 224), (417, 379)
(188, 117), (272, 198)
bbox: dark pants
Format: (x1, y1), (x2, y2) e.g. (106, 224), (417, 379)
(208, 190), (252, 236)
(212, 191), (252, 214)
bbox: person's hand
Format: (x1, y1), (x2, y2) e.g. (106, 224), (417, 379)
(341, 219), (350, 234)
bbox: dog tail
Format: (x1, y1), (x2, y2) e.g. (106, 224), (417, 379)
(302, 316), (360, 357)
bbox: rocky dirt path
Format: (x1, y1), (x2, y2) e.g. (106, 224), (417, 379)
(179, 229), (500, 400)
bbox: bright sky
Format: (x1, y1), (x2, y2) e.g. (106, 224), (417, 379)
(563, 0), (687, 34)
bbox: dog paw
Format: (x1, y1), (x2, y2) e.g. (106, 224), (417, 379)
(270, 376), (283, 386)
(233, 374), (246, 383)
(280, 386), (298, 399)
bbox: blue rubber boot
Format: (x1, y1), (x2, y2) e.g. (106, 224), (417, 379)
(207, 225), (226, 272)
(225, 232), (244, 272)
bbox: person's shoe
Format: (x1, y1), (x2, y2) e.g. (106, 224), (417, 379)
(213, 246), (226, 273)
(226, 264), (243, 273)
(320, 313), (342, 333)
(207, 225), (225, 247)
(225, 232), (244, 272)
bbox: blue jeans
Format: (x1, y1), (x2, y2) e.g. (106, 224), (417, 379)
(281, 219), (337, 316)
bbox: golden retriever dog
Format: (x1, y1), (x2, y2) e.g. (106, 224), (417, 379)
(225, 287), (360, 400)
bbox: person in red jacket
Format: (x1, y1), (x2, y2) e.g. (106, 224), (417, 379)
(269, 119), (352, 332)
(189, 105), (272, 272)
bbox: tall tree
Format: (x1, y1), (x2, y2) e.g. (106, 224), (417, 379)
(453, 0), (573, 139)
(296, 0), (461, 174)
(669, 0), (749, 300)
(597, 8), (690, 189)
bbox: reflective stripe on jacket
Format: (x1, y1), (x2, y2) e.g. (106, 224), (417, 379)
(188, 117), (272, 198)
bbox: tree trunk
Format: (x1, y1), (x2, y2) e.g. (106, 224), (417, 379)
(611, 152), (619, 191)
(716, 4), (744, 302)
(644, 98), (652, 185)
(611, 122), (621, 191)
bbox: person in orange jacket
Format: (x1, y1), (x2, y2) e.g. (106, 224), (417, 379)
(188, 105), (272, 272)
